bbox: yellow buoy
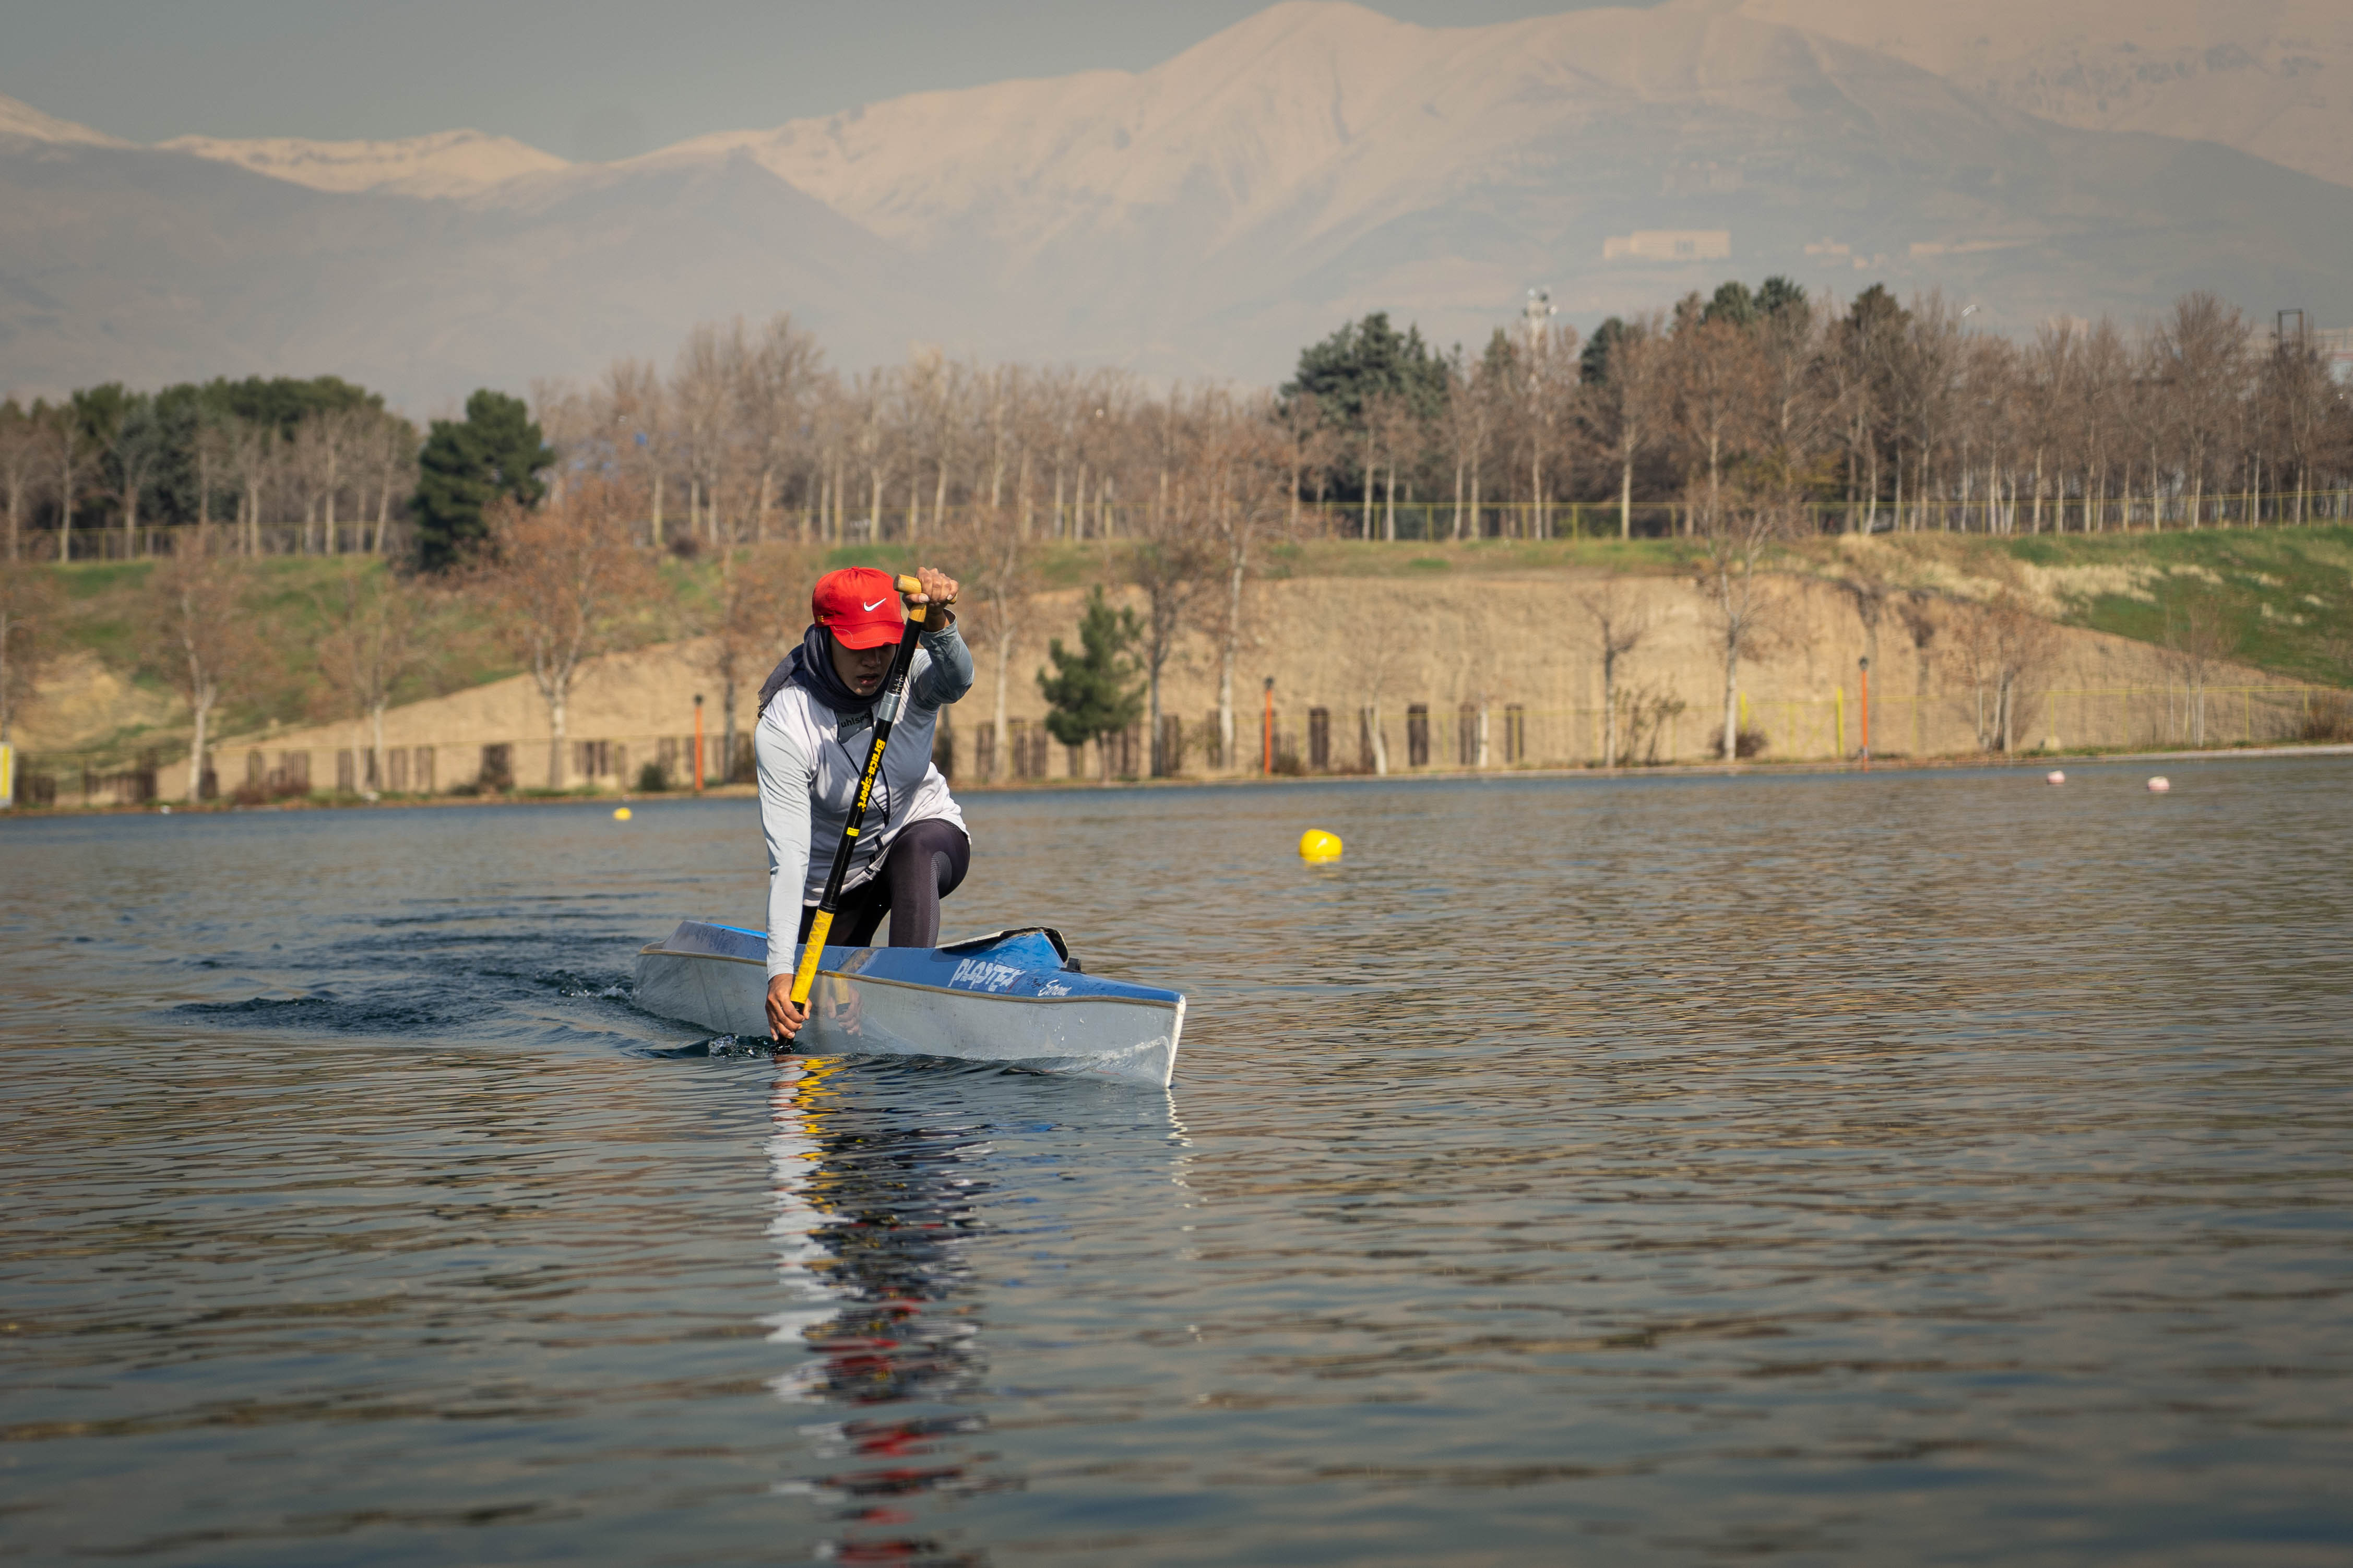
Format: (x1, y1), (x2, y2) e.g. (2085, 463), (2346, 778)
(1299, 828), (1342, 863)
(613, 806), (634, 821)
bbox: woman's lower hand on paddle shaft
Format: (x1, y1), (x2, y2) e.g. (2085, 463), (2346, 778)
(766, 975), (807, 1042)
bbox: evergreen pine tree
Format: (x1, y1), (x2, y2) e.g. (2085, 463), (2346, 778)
(1581, 317), (1628, 384)
(1279, 312), (1451, 508)
(1037, 588), (1145, 782)
(1703, 280), (1757, 328)
(1755, 276), (1807, 320)
(413, 390), (553, 572)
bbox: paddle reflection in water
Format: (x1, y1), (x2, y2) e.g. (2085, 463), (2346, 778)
(767, 1057), (1003, 1566)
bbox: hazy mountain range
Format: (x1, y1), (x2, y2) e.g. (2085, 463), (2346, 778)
(4, 0), (2349, 411)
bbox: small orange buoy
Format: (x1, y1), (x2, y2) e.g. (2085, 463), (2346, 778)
(2146, 777), (2170, 794)
(1298, 829), (1342, 863)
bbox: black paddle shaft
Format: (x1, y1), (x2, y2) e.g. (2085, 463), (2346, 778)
(790, 581), (935, 1007)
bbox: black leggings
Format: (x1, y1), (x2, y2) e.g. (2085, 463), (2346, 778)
(797, 819), (971, 950)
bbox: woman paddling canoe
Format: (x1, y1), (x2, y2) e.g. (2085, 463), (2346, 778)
(756, 565), (970, 1042)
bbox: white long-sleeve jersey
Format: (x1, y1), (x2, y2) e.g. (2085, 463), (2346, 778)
(754, 624), (973, 979)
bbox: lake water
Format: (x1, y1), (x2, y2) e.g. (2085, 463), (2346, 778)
(4, 760), (2350, 1566)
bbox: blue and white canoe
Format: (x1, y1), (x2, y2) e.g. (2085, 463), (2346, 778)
(634, 921), (1185, 1087)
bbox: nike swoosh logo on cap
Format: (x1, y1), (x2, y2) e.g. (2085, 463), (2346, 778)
(862, 597), (888, 612)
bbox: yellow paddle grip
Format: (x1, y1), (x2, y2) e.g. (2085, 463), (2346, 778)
(789, 909), (833, 1010)
(895, 573), (954, 625)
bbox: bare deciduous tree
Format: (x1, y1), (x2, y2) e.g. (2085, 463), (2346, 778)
(41, 405), (92, 564)
(598, 358), (671, 545)
(2258, 334), (2338, 525)
(1439, 352), (1491, 542)
(672, 321), (742, 548)
(145, 544), (256, 800)
(1670, 312), (1763, 536)
(317, 565), (433, 793)
(106, 403), (167, 557)
(1129, 461), (1220, 776)
(848, 368), (896, 545)
(1695, 498), (1791, 761)
(286, 411), (361, 556)
(1275, 391), (1334, 538)
(225, 418), (276, 558)
(1889, 292), (1965, 533)
(2150, 293), (2249, 530)
(1755, 301), (1835, 505)
(1579, 314), (1668, 540)
(0, 402), (41, 562)
(946, 505), (1039, 782)
(473, 476), (654, 789)
(1576, 584), (1648, 769)
(740, 316), (824, 544)
(1364, 390), (1417, 542)
(362, 411), (420, 554)
(704, 541), (809, 782)
(1954, 592), (2061, 755)
(1203, 395), (1286, 771)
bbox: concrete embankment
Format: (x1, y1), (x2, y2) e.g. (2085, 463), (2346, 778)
(142, 562), (2324, 799)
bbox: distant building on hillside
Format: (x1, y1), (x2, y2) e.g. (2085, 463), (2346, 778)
(1602, 230), (1731, 263)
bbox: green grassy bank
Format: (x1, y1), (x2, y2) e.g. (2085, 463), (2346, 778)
(1999, 528), (2353, 687)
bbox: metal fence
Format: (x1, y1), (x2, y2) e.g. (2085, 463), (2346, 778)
(13, 484), (2353, 564)
(1297, 490), (2353, 542)
(18, 520), (417, 564)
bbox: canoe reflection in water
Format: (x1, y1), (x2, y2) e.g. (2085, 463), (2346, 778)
(768, 1057), (1007, 1567)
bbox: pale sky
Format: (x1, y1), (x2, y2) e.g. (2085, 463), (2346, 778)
(2, 0), (1658, 158)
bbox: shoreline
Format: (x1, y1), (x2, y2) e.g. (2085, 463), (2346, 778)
(6, 741), (2349, 820)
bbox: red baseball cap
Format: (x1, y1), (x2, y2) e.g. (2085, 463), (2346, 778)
(812, 567), (906, 650)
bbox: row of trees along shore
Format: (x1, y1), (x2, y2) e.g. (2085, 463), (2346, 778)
(4, 283), (2350, 568)
(528, 285), (2353, 546)
(0, 376), (418, 562)
(5, 281), (2350, 798)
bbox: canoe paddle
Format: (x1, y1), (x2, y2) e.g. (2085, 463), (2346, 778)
(786, 573), (950, 1016)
